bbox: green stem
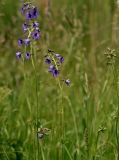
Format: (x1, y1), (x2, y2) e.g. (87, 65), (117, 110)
(57, 77), (64, 160)
(93, 132), (100, 160)
(64, 144), (73, 160)
(40, 141), (45, 160)
(112, 65), (119, 160)
(2, 146), (9, 160)
(31, 43), (40, 160)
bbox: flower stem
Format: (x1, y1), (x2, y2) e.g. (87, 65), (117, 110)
(57, 77), (64, 159)
(31, 43), (40, 160)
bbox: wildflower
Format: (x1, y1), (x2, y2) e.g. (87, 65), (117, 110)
(31, 30), (40, 40)
(31, 7), (39, 19)
(35, 27), (40, 32)
(49, 65), (59, 77)
(26, 11), (33, 20)
(55, 54), (64, 63)
(59, 56), (64, 63)
(52, 68), (59, 77)
(48, 65), (55, 72)
(21, 2), (30, 14)
(45, 50), (65, 77)
(32, 21), (39, 28)
(25, 52), (31, 59)
(55, 54), (60, 57)
(24, 38), (31, 46)
(22, 22), (29, 32)
(65, 79), (70, 86)
(16, 2), (41, 61)
(16, 52), (22, 59)
(25, 7), (39, 20)
(18, 39), (23, 46)
(45, 57), (51, 64)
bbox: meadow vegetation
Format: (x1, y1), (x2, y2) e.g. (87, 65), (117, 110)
(0, 0), (119, 159)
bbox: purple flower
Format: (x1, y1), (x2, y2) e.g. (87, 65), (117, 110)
(31, 7), (39, 18)
(52, 68), (59, 77)
(16, 52), (21, 59)
(26, 11), (33, 20)
(65, 79), (70, 86)
(24, 38), (31, 46)
(31, 30), (40, 40)
(35, 27), (40, 32)
(16, 2), (41, 62)
(59, 56), (64, 63)
(21, 3), (30, 14)
(22, 22), (29, 32)
(18, 39), (23, 46)
(26, 7), (39, 20)
(45, 57), (51, 64)
(49, 65), (54, 72)
(55, 54), (64, 63)
(49, 65), (59, 77)
(55, 54), (60, 57)
(25, 52), (31, 59)
(32, 21), (39, 28)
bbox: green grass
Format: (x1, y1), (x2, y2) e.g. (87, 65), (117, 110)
(0, 0), (119, 159)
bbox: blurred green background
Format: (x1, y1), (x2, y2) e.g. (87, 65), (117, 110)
(0, 0), (119, 159)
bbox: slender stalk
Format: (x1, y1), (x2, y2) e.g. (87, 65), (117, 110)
(23, 29), (37, 160)
(22, 45), (36, 160)
(65, 96), (79, 152)
(2, 146), (9, 160)
(39, 141), (45, 160)
(64, 144), (73, 160)
(30, 43), (40, 160)
(112, 65), (119, 160)
(56, 78), (64, 160)
(93, 132), (100, 160)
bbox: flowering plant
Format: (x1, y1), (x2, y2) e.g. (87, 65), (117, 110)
(16, 1), (70, 86)
(16, 4), (71, 156)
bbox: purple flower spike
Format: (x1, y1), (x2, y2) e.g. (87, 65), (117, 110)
(25, 52), (31, 59)
(31, 30), (40, 40)
(24, 38), (31, 46)
(65, 79), (70, 86)
(45, 57), (51, 64)
(22, 22), (29, 32)
(33, 21), (39, 28)
(16, 52), (21, 59)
